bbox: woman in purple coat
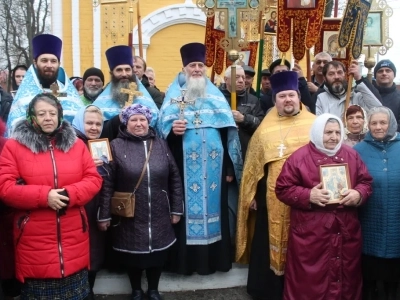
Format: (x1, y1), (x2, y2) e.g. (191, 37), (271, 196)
(275, 113), (373, 300)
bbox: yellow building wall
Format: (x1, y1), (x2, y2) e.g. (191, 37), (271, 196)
(62, 1), (73, 76)
(79, 1), (94, 72)
(146, 23), (205, 90)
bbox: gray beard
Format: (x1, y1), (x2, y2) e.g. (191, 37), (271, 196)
(111, 81), (131, 107)
(185, 75), (206, 100)
(85, 86), (102, 99)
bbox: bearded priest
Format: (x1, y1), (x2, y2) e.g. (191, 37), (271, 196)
(6, 34), (84, 136)
(158, 42), (242, 276)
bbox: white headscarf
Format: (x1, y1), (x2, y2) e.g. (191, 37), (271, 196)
(310, 113), (345, 156)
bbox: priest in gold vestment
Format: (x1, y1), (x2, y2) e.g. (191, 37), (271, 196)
(236, 71), (316, 300)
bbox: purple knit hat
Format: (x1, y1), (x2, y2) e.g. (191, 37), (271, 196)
(121, 104), (152, 125)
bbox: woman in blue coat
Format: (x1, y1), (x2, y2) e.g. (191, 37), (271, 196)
(354, 106), (400, 300)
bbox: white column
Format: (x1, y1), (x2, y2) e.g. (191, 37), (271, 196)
(71, 0), (80, 76)
(93, 5), (102, 68)
(51, 0), (63, 66)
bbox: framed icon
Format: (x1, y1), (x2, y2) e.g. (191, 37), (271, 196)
(88, 138), (113, 162)
(320, 164), (351, 204)
(363, 11), (383, 46)
(264, 8), (278, 35)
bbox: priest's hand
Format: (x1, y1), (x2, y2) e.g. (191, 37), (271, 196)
(309, 182), (330, 207)
(98, 221), (110, 231)
(339, 189), (361, 206)
(171, 215), (181, 224)
(232, 110), (245, 123)
(249, 199), (257, 211)
(172, 119), (188, 135)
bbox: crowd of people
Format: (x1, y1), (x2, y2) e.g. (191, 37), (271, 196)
(0, 32), (399, 300)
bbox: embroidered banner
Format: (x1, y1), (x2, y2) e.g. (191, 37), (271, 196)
(276, 0), (326, 60)
(338, 0), (371, 59)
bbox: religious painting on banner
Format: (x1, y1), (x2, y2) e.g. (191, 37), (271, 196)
(363, 11), (383, 46)
(276, 0), (327, 60)
(315, 18), (350, 69)
(264, 8), (278, 34)
(204, 11), (258, 75)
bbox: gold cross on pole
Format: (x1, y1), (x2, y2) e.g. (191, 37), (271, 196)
(50, 83), (60, 97)
(120, 82), (143, 106)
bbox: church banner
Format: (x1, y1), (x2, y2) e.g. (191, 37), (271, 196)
(277, 0), (327, 60)
(338, 0), (371, 59)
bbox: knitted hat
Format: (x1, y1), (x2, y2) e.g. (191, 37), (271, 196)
(32, 34), (62, 61)
(105, 45), (133, 71)
(180, 43), (206, 67)
(374, 59), (396, 78)
(121, 103), (152, 125)
(82, 67), (105, 84)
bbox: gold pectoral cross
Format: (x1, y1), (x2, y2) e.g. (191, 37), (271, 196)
(50, 82), (60, 97)
(120, 82), (143, 107)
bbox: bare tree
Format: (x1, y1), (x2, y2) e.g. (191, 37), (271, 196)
(0, 0), (50, 91)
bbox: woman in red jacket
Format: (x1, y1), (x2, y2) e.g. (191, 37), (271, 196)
(0, 93), (102, 300)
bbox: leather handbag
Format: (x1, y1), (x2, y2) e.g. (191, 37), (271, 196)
(111, 140), (153, 218)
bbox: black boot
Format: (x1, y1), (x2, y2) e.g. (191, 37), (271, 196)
(131, 289), (145, 300)
(147, 290), (162, 300)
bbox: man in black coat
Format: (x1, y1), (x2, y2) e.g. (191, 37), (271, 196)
(220, 65), (265, 158)
(133, 56), (164, 108)
(373, 60), (400, 131)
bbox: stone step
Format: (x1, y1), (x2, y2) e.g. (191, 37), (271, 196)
(93, 263), (248, 295)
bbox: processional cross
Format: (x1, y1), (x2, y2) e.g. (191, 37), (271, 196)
(120, 82), (143, 106)
(171, 89), (195, 120)
(216, 0), (247, 38)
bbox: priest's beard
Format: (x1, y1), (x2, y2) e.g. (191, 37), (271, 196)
(111, 74), (136, 107)
(37, 66), (59, 88)
(326, 79), (348, 96)
(185, 75), (206, 100)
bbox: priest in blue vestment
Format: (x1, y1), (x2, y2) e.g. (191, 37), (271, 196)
(93, 45), (158, 141)
(158, 42), (243, 275)
(6, 34), (84, 136)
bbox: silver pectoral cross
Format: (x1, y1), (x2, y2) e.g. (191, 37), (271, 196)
(277, 143), (286, 158)
(171, 89), (195, 120)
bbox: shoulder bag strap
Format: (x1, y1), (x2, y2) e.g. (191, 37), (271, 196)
(133, 139), (153, 193)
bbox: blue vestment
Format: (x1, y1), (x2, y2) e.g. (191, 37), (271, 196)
(6, 65), (83, 136)
(92, 80), (159, 127)
(158, 74), (242, 245)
